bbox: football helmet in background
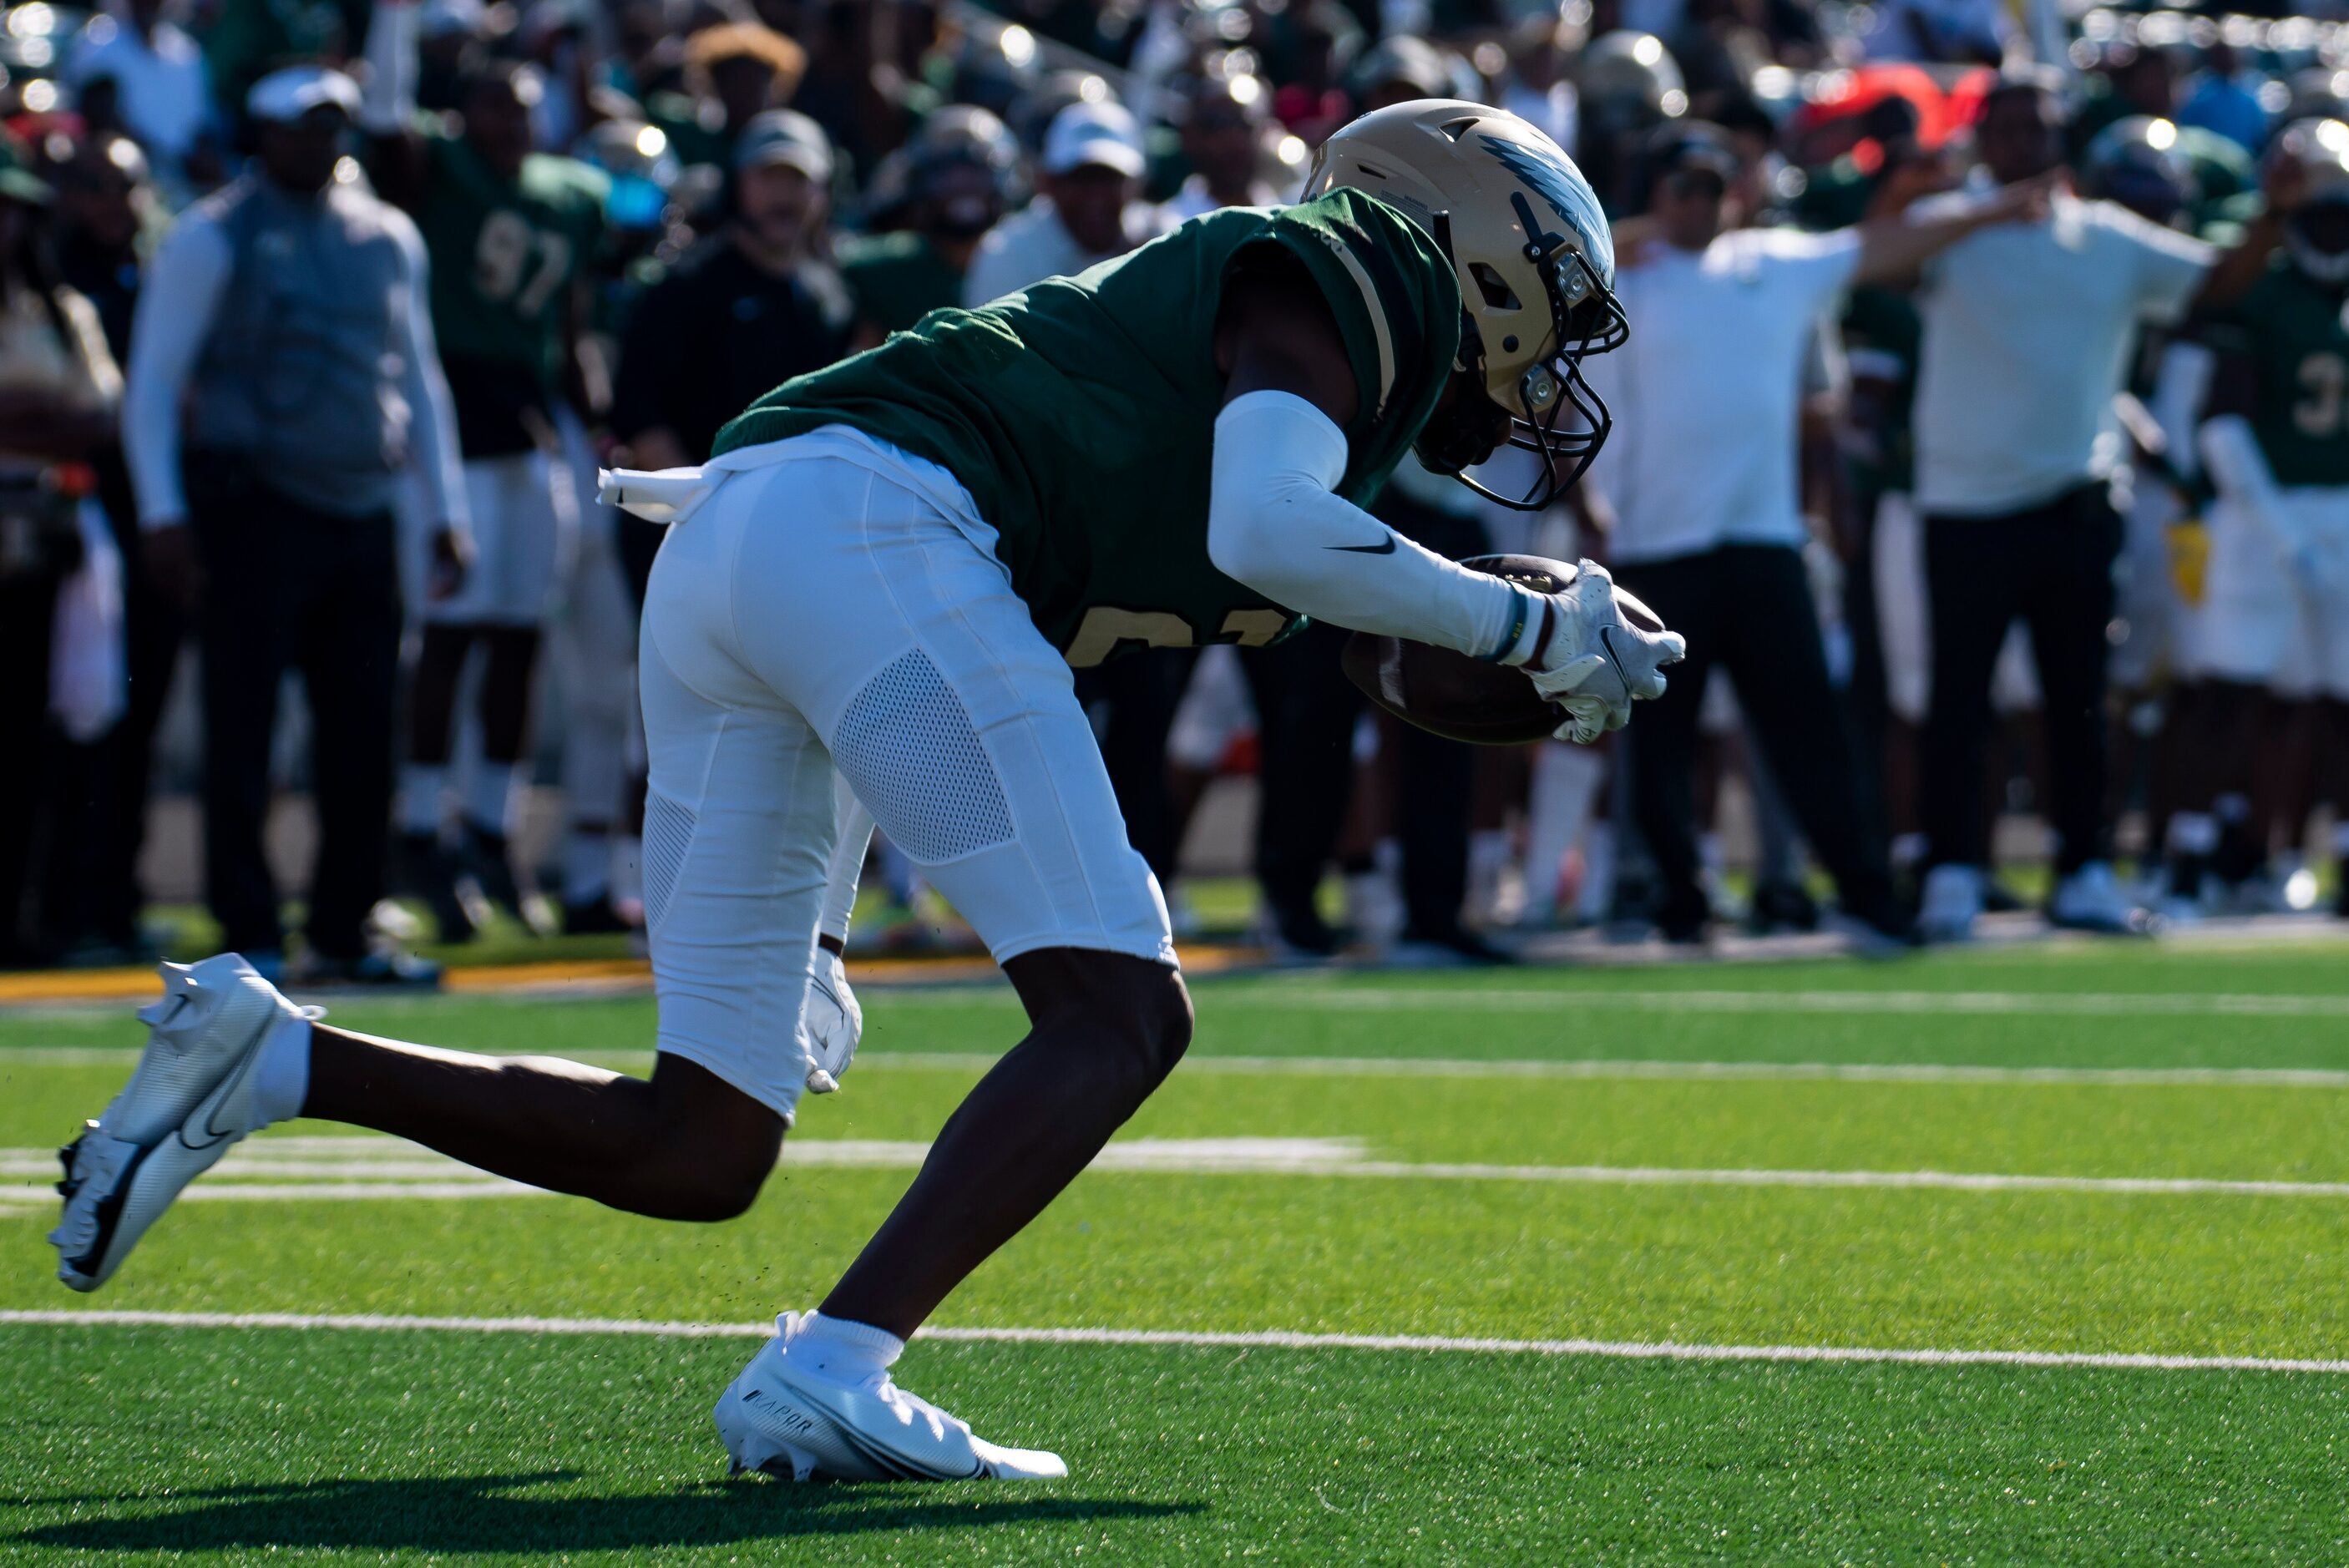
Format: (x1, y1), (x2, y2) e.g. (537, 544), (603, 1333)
(2081, 115), (2196, 226)
(2278, 117), (2349, 285)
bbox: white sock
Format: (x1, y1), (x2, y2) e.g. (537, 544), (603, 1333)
(463, 762), (521, 837)
(564, 828), (611, 904)
(397, 764), (448, 837)
(250, 1014), (312, 1128)
(787, 1309), (904, 1388)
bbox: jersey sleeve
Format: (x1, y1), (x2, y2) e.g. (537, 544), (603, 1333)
(1244, 190), (1462, 455)
(2111, 203), (2217, 325)
(1752, 227), (1863, 320)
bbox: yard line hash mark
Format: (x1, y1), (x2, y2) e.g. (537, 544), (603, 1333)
(7, 1136), (2347, 1203)
(3, 1308), (2343, 1376)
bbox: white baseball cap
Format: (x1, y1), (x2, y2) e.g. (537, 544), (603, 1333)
(246, 64), (362, 124)
(1040, 100), (1145, 178)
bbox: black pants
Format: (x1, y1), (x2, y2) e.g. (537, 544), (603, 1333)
(1076, 648), (1196, 885)
(1242, 499), (1483, 945)
(0, 573), (58, 959)
(1614, 543), (1894, 927)
(193, 475), (402, 960)
(68, 491), (185, 948)
(1920, 486), (2120, 875)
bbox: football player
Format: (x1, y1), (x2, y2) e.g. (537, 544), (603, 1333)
(53, 102), (1683, 1480)
(2178, 119), (2349, 917)
(363, 0), (608, 935)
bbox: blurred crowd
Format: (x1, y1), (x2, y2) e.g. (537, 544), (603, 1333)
(3, 0), (2349, 977)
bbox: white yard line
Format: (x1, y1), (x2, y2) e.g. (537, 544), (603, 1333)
(0, 1308), (2339, 1375)
(8, 1135), (2348, 1201)
(14, 1043), (2349, 1087)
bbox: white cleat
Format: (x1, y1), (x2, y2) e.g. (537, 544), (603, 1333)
(50, 954), (316, 1292)
(1916, 863), (1983, 943)
(714, 1313), (1068, 1483)
(2048, 860), (2153, 935)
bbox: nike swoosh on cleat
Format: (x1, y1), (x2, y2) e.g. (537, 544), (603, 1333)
(178, 1020), (270, 1152)
(1326, 534), (1397, 554)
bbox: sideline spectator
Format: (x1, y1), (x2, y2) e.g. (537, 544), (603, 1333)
(51, 131), (167, 963)
(1587, 124), (2031, 943)
(1907, 73), (2284, 939)
(0, 140), (122, 968)
(963, 100), (1162, 306)
(123, 67), (468, 985)
(63, 0), (215, 191)
(363, 2), (609, 938)
(841, 106), (1022, 342)
(648, 21), (807, 171)
(611, 109), (853, 471)
(1159, 73), (1283, 224)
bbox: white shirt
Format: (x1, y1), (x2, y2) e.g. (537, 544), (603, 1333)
(66, 11), (210, 164)
(1500, 78), (1577, 174)
(1582, 227), (1862, 564)
(124, 198), (468, 532)
(1157, 174), (1286, 227)
(960, 199), (1168, 307)
(1911, 190), (2215, 516)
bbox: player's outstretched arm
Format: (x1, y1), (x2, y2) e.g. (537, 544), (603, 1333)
(1207, 260), (1534, 663)
(1207, 259), (1683, 740)
(357, 0), (429, 212)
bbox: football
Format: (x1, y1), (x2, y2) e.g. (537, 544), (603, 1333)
(1339, 554), (1663, 745)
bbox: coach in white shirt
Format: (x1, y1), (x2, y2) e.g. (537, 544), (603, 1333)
(1583, 124), (2038, 942)
(1906, 73), (2281, 939)
(66, 0), (212, 185)
(962, 101), (1167, 307)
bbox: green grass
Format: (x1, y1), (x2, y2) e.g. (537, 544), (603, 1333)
(6, 938), (2349, 1560)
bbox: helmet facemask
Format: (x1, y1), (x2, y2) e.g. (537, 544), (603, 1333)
(1415, 202), (1629, 512)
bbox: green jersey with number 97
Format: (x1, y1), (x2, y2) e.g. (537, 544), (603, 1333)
(415, 128), (606, 456)
(711, 189), (1462, 665)
(2200, 255), (2349, 488)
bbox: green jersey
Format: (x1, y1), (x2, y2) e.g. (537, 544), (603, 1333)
(838, 230), (964, 337)
(1840, 284), (1921, 499)
(715, 189), (1461, 663)
(2201, 257), (2349, 488)
(413, 129), (607, 455)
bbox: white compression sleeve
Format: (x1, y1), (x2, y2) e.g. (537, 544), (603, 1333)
(359, 0), (419, 134)
(1206, 390), (1540, 664)
(123, 210), (232, 528)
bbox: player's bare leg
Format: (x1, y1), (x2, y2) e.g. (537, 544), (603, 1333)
(714, 947), (1186, 1485)
(50, 953), (791, 1292)
(820, 948), (1192, 1337)
(303, 1029), (784, 1220)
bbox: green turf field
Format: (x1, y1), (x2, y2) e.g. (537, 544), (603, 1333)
(6, 938), (2349, 1562)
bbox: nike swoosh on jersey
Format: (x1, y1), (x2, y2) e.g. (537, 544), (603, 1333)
(1327, 534), (1398, 554)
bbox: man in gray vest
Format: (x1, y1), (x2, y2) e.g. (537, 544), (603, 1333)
(124, 64), (471, 984)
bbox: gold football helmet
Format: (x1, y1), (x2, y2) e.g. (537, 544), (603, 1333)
(1306, 97), (1628, 508)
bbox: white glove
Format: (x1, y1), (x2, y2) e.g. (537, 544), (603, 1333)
(803, 948), (862, 1095)
(1519, 559), (1686, 743)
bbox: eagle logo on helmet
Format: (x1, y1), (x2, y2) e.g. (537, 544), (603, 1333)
(1476, 133), (1617, 288)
